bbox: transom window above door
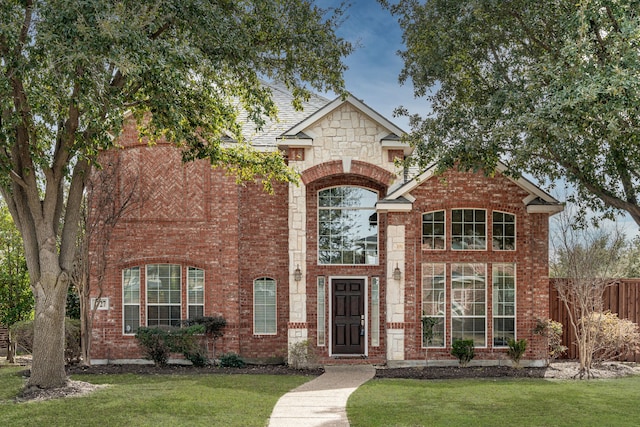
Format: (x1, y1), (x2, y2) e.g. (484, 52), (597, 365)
(318, 186), (378, 265)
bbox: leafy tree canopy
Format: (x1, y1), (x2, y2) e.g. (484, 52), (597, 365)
(384, 0), (640, 226)
(0, 0), (351, 389)
(0, 202), (33, 330)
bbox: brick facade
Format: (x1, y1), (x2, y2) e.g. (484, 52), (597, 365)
(89, 91), (561, 366)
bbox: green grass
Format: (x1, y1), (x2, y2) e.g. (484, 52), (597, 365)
(348, 376), (640, 427)
(0, 367), (309, 427)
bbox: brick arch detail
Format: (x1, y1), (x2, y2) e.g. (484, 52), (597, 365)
(301, 160), (396, 187)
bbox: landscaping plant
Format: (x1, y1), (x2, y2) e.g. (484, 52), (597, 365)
(507, 338), (527, 368)
(451, 339), (475, 367)
(533, 318), (567, 366)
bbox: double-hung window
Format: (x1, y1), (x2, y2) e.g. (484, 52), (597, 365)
(187, 267), (204, 319)
(146, 264), (181, 327)
(122, 267), (140, 334)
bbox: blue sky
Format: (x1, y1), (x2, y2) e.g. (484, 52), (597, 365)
(315, 0), (430, 131)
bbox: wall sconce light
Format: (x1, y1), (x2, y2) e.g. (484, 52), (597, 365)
(294, 265), (302, 282)
(393, 264), (402, 281)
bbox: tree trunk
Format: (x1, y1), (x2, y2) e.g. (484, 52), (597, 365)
(79, 285), (92, 366)
(6, 329), (16, 364)
(27, 271), (69, 389)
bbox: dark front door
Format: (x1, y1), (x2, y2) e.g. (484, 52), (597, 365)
(332, 279), (365, 355)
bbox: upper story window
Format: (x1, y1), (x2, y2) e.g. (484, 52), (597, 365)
(451, 209), (486, 250)
(318, 186), (378, 265)
(493, 211), (516, 251)
(422, 210), (446, 250)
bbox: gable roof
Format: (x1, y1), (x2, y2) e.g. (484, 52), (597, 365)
(276, 94), (411, 155)
(379, 162), (564, 214)
(237, 81), (330, 148)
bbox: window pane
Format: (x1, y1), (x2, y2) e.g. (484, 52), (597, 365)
(493, 264), (516, 347)
(254, 278), (277, 334)
(146, 264), (181, 327)
(123, 267), (140, 304)
(451, 263), (486, 346)
(422, 263), (446, 348)
(493, 211), (516, 251)
(318, 187), (378, 265)
(422, 210), (446, 249)
(123, 304), (139, 334)
(452, 209), (486, 250)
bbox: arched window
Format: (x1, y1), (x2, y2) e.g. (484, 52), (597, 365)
(318, 186), (378, 265)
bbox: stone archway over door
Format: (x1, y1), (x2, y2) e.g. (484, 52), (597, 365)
(332, 279), (365, 355)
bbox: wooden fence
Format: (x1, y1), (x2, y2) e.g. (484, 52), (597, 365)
(549, 279), (640, 362)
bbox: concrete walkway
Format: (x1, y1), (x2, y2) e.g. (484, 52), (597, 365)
(268, 365), (376, 427)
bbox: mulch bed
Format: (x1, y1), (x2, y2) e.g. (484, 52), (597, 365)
(375, 365), (546, 380)
(63, 363), (545, 380)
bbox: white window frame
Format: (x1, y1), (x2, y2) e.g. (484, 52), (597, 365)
(492, 211), (516, 251)
(422, 263), (446, 348)
(422, 210), (446, 250)
(451, 263), (487, 347)
(254, 277), (277, 335)
(451, 209), (487, 251)
(122, 267), (140, 335)
(317, 186), (379, 265)
(187, 267), (205, 320)
(146, 264), (182, 327)
(492, 263), (517, 347)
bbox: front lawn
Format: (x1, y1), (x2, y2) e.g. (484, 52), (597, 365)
(0, 366), (309, 427)
(348, 376), (640, 427)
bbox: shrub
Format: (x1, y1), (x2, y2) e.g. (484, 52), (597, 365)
(581, 311), (640, 364)
(533, 318), (567, 366)
(65, 318), (82, 364)
(288, 339), (317, 369)
(219, 352), (245, 368)
(451, 339), (474, 367)
(10, 320), (34, 354)
(171, 325), (209, 367)
(135, 328), (172, 366)
(507, 338), (527, 368)
(10, 317), (82, 364)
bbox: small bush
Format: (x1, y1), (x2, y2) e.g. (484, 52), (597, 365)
(219, 352), (245, 368)
(184, 316), (226, 340)
(171, 325), (209, 367)
(288, 340), (317, 369)
(581, 311), (640, 364)
(135, 328), (172, 366)
(533, 318), (567, 365)
(65, 318), (82, 364)
(507, 338), (527, 368)
(451, 339), (475, 367)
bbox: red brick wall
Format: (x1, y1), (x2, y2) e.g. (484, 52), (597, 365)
(393, 169), (551, 362)
(89, 119), (290, 362)
(237, 181), (290, 361)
